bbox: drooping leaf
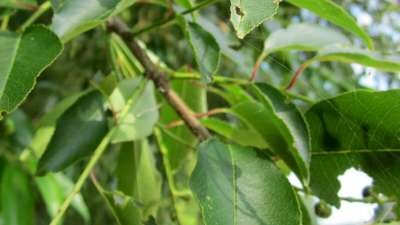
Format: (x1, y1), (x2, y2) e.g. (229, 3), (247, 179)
(306, 90), (400, 207)
(116, 141), (162, 220)
(37, 90), (108, 174)
(263, 23), (350, 54)
(286, 0), (374, 49)
(190, 139), (302, 225)
(197, 16), (254, 74)
(311, 46), (400, 72)
(108, 78), (159, 143)
(0, 26), (62, 119)
(230, 84), (310, 184)
(229, 0), (279, 39)
(35, 173), (90, 223)
(50, 0), (138, 42)
(19, 92), (85, 172)
(178, 18), (221, 83)
(1, 164), (34, 225)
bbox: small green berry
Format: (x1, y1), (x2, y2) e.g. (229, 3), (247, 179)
(314, 201), (332, 218)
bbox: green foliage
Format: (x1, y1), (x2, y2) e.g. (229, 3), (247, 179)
(0, 26), (62, 118)
(1, 0), (400, 224)
(286, 0), (374, 49)
(108, 78), (159, 143)
(190, 138), (302, 224)
(306, 90), (400, 208)
(178, 18), (221, 83)
(263, 23), (350, 54)
(230, 0), (279, 39)
(37, 91), (108, 174)
(1, 165), (34, 225)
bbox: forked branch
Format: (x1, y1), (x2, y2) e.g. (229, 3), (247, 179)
(107, 18), (211, 141)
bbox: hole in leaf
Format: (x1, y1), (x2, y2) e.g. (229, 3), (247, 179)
(235, 6), (245, 17)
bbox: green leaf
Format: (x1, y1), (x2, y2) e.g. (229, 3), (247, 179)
(178, 18), (221, 83)
(263, 23), (350, 54)
(116, 141), (162, 220)
(286, 0), (374, 49)
(312, 46), (400, 72)
(201, 117), (268, 149)
(0, 25), (62, 119)
(37, 90), (108, 174)
(19, 92), (85, 173)
(306, 90), (400, 207)
(1, 164), (34, 225)
(230, 0), (279, 39)
(158, 78), (206, 170)
(51, 0), (137, 42)
(103, 191), (142, 225)
(35, 173), (90, 223)
(231, 84), (310, 184)
(109, 78), (159, 143)
(190, 138), (302, 225)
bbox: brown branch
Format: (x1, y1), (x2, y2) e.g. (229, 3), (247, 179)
(286, 62), (307, 90)
(249, 54), (264, 82)
(165, 108), (227, 129)
(107, 19), (211, 141)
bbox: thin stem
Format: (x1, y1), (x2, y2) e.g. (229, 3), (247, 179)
(294, 187), (374, 204)
(286, 59), (315, 90)
(165, 108), (228, 128)
(49, 129), (115, 225)
(133, 0), (218, 36)
(18, 1), (51, 31)
(170, 72), (249, 85)
(250, 52), (267, 82)
(1, 16), (10, 30)
(157, 124), (196, 150)
(284, 91), (315, 104)
(154, 128), (183, 225)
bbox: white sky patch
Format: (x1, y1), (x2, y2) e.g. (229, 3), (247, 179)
(289, 169), (377, 225)
(320, 168), (376, 225)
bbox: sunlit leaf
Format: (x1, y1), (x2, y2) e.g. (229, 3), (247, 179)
(286, 0), (374, 49)
(263, 23), (350, 54)
(230, 0), (279, 39)
(108, 78), (159, 143)
(312, 46), (400, 72)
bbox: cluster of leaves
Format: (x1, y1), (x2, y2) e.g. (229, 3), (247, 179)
(1, 0), (400, 225)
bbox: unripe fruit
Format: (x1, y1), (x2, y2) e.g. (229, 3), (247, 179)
(362, 186), (373, 198)
(0, 119), (15, 137)
(314, 201), (332, 218)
